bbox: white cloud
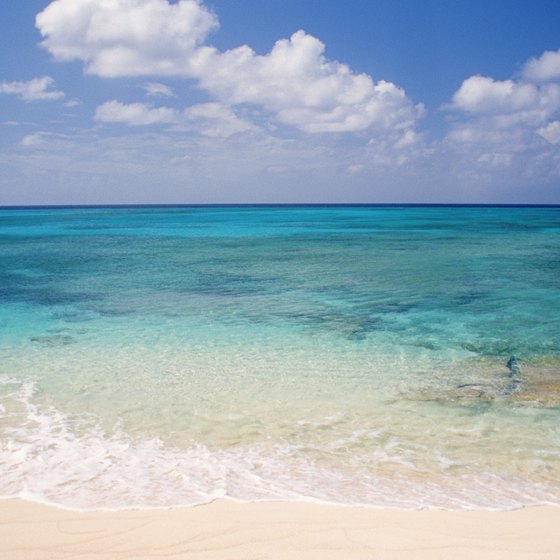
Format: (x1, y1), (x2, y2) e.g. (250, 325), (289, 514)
(26, 2), (560, 202)
(447, 57), (560, 147)
(451, 76), (538, 114)
(94, 100), (254, 138)
(198, 31), (422, 133)
(95, 100), (176, 125)
(143, 82), (176, 98)
(440, 48), (560, 193)
(36, 0), (420, 135)
(20, 131), (69, 147)
(20, 133), (47, 147)
(522, 49), (560, 83)
(394, 129), (419, 149)
(183, 103), (255, 137)
(36, 0), (218, 78)
(0, 76), (64, 101)
(2, 124), (443, 205)
(538, 120), (560, 145)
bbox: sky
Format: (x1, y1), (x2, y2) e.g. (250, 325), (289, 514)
(1, 0), (560, 204)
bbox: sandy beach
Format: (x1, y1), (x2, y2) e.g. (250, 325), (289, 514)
(1, 499), (559, 560)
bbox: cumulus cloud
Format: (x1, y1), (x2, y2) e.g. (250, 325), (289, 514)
(449, 54), (560, 133)
(0, 76), (64, 101)
(450, 51), (560, 123)
(36, 0), (420, 135)
(451, 76), (538, 114)
(449, 75), (560, 133)
(198, 31), (422, 133)
(522, 49), (560, 83)
(442, 49), (560, 190)
(36, 0), (218, 77)
(95, 100), (176, 125)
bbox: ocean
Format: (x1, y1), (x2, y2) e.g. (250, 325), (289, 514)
(1, 205), (559, 511)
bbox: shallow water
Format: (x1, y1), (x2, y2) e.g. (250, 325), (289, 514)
(1, 205), (559, 510)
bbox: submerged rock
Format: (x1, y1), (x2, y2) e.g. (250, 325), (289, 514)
(412, 356), (560, 407)
(507, 355), (521, 377)
(454, 385), (486, 399)
(30, 334), (75, 347)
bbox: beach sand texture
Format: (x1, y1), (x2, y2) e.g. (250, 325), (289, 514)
(1, 500), (559, 559)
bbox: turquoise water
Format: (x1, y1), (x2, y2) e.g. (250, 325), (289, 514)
(1, 205), (559, 510)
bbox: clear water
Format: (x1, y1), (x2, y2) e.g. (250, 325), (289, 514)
(1, 205), (559, 510)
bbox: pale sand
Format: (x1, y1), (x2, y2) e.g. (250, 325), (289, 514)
(1, 499), (559, 559)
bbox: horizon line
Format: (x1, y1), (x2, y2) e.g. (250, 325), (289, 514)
(1, 203), (560, 210)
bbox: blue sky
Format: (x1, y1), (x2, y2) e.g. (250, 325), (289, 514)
(1, 0), (560, 204)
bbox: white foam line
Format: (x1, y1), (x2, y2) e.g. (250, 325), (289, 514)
(0, 492), (547, 514)
(2, 377), (560, 513)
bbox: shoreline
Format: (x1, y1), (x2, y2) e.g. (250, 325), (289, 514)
(2, 499), (559, 559)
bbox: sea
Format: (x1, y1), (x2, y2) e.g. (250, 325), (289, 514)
(0, 204), (559, 511)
